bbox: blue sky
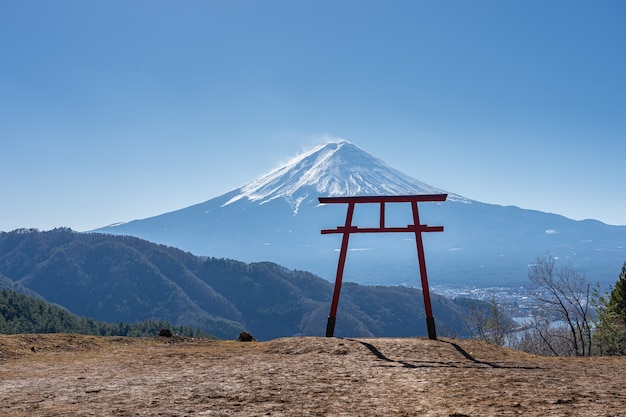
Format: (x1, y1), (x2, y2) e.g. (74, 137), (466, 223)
(1, 1), (625, 231)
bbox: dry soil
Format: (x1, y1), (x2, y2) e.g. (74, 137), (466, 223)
(1, 334), (625, 416)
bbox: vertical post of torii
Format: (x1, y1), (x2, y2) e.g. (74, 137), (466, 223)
(319, 194), (447, 340)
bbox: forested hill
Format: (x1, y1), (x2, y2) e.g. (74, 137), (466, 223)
(0, 285), (207, 337)
(0, 228), (470, 340)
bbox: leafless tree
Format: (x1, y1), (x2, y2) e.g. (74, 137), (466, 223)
(514, 320), (576, 356)
(527, 254), (593, 356)
(465, 295), (515, 347)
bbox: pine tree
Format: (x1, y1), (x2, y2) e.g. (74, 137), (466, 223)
(607, 262), (626, 322)
(593, 262), (626, 355)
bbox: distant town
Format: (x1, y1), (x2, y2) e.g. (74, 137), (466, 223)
(433, 285), (554, 321)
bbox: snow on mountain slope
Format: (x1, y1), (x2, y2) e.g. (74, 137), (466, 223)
(223, 141), (468, 213)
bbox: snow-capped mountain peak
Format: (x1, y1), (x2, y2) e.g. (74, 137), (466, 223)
(92, 141), (625, 290)
(223, 141), (466, 211)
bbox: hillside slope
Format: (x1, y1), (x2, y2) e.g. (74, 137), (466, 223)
(0, 229), (469, 340)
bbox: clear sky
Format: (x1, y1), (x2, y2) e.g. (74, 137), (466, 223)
(1, 1), (625, 232)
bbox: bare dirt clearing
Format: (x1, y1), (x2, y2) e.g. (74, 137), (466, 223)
(1, 334), (625, 416)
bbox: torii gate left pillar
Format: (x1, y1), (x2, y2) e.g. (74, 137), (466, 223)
(319, 194), (447, 340)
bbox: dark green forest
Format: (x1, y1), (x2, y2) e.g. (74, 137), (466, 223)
(0, 287), (210, 337)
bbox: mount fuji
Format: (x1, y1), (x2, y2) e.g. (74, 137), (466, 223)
(94, 141), (626, 288)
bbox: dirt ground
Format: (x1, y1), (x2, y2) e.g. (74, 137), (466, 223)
(1, 334), (625, 417)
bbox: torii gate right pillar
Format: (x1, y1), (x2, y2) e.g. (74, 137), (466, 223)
(411, 199), (438, 340)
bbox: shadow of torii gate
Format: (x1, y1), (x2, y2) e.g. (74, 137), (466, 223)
(319, 194), (447, 340)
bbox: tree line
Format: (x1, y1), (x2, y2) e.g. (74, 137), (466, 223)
(0, 288), (212, 338)
(465, 255), (626, 356)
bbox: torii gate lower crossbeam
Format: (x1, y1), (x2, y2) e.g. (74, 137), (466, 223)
(319, 194), (447, 340)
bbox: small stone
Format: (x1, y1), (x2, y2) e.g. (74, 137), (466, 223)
(157, 328), (173, 337)
(237, 332), (255, 342)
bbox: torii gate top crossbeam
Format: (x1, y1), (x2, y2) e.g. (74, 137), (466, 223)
(318, 194), (448, 204)
(319, 194), (447, 235)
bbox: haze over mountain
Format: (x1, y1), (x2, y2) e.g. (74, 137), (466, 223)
(95, 141), (626, 287)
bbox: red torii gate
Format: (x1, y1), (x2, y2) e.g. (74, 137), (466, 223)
(319, 194), (447, 340)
